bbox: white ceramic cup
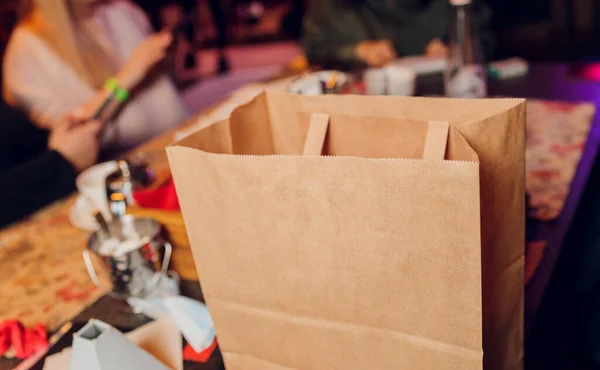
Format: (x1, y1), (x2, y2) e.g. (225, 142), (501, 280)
(76, 161), (119, 219)
(385, 65), (417, 96)
(364, 68), (387, 95)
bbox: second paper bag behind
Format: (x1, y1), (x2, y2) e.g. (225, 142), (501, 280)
(167, 91), (526, 370)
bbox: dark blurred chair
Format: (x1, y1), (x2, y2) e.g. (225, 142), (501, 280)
(0, 1), (18, 46)
(488, 0), (600, 60)
(556, 0), (599, 58)
(489, 0), (566, 60)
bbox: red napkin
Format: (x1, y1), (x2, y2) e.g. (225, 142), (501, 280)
(183, 338), (218, 363)
(0, 321), (48, 359)
(133, 178), (180, 211)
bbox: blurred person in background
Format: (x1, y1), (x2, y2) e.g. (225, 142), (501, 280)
(302, 0), (493, 68)
(0, 99), (101, 227)
(159, 2), (204, 87)
(3, 0), (190, 153)
(160, 1), (231, 86)
(137, 0), (230, 82)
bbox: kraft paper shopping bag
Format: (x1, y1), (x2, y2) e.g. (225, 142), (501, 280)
(167, 91), (526, 370)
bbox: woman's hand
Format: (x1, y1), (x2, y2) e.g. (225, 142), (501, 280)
(355, 40), (397, 67)
(48, 112), (102, 173)
(425, 38), (448, 57)
(115, 32), (173, 90)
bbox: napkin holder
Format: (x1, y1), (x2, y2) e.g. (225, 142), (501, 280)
(70, 319), (170, 370)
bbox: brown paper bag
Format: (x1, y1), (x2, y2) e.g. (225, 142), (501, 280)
(167, 91), (526, 370)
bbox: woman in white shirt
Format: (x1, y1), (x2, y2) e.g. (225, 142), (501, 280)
(4, 0), (191, 152)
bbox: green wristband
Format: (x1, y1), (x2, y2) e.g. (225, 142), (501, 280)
(114, 88), (129, 103)
(105, 78), (119, 94)
(105, 78), (129, 102)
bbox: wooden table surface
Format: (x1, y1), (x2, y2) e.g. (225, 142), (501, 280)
(2, 64), (600, 370)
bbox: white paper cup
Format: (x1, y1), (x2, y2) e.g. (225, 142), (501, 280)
(385, 65), (417, 96)
(364, 68), (387, 95)
(76, 161), (118, 219)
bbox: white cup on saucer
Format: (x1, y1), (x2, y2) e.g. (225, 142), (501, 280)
(364, 68), (387, 95)
(385, 65), (417, 96)
(76, 161), (119, 219)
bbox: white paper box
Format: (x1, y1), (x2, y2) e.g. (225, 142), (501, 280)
(70, 319), (170, 370)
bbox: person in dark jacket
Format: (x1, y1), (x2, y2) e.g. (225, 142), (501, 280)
(0, 100), (101, 227)
(301, 0), (493, 68)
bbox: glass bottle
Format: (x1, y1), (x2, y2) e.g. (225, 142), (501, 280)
(444, 0), (487, 98)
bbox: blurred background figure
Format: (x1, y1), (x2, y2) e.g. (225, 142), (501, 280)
(136, 0), (231, 86)
(0, 99), (101, 227)
(281, 0), (305, 39)
(301, 0), (493, 68)
(3, 0), (190, 153)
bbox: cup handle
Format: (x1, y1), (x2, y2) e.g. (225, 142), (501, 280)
(83, 251), (109, 291)
(146, 241), (173, 291)
(160, 241), (173, 275)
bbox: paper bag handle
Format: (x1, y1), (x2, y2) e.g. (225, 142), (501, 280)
(422, 121), (449, 161)
(303, 114), (450, 161)
(303, 113), (330, 155)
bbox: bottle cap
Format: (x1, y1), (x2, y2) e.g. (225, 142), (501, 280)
(450, 0), (472, 5)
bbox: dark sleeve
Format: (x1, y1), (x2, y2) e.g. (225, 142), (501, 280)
(301, 0), (368, 66)
(393, 0), (450, 56)
(0, 101), (49, 171)
(393, 0), (495, 59)
(0, 150), (77, 228)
